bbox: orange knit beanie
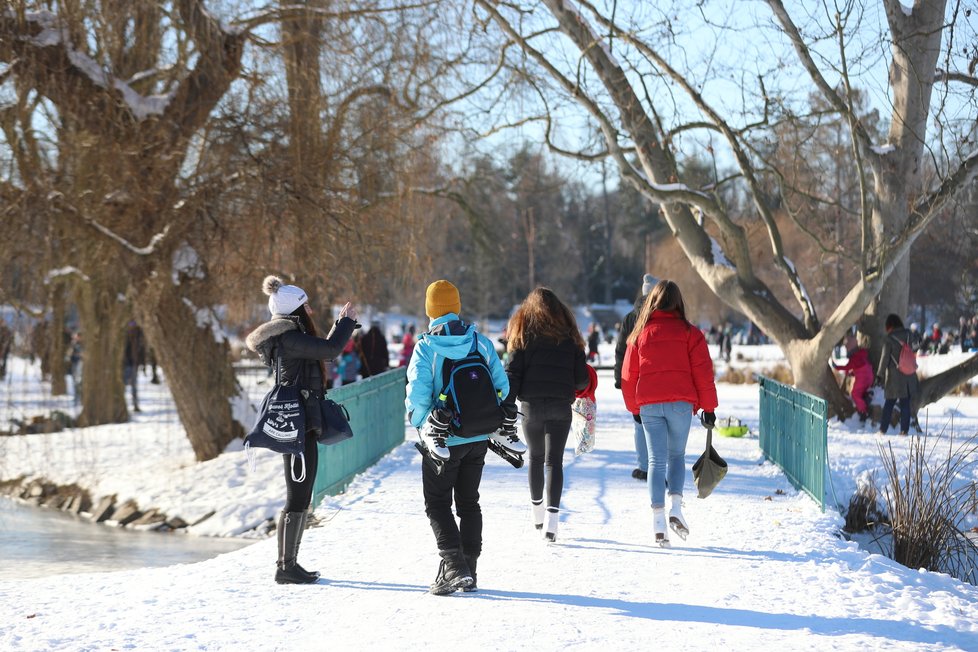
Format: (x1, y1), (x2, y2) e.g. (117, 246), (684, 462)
(425, 280), (461, 319)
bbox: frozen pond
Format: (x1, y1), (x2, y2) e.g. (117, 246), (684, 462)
(0, 497), (253, 580)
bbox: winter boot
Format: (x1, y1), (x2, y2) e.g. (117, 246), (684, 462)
(429, 548), (473, 595)
(531, 500), (545, 530)
(543, 507), (559, 542)
(291, 511), (321, 580)
(275, 511), (318, 584)
(653, 507), (670, 548)
(419, 408), (452, 461)
(462, 552), (479, 592)
(668, 494), (689, 540)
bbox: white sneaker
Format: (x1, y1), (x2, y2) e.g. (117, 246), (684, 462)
(544, 508), (559, 542)
(653, 507), (670, 547)
(489, 428), (527, 454)
(531, 501), (545, 530)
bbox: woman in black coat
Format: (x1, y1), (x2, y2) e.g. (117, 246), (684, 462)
(246, 276), (358, 584)
(505, 288), (589, 542)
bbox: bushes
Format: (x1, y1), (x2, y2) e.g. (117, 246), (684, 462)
(876, 431), (978, 585)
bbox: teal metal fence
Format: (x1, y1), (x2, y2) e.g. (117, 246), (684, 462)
(312, 367), (407, 506)
(757, 375), (828, 511)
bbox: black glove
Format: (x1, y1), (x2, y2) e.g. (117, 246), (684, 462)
(632, 413), (642, 424)
(614, 381), (621, 390)
(500, 402), (518, 432)
(700, 411), (716, 428)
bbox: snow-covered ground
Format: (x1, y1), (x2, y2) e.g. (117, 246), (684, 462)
(1, 348), (978, 651)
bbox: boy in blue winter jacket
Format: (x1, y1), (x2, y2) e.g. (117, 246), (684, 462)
(406, 279), (523, 595)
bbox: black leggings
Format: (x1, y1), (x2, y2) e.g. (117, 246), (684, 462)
(522, 399), (572, 509)
(283, 433), (320, 512)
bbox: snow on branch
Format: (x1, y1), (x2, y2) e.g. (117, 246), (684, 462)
(87, 220), (171, 256)
(44, 266), (91, 283)
(12, 10), (175, 121)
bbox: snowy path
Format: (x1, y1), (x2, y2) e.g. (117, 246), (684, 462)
(3, 372), (978, 651)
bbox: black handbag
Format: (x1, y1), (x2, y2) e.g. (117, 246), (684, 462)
(319, 397), (354, 445)
(245, 356), (307, 480)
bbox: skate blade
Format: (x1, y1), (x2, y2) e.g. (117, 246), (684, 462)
(655, 537), (671, 548)
(669, 518), (689, 541)
(487, 440), (525, 468)
(414, 442), (447, 475)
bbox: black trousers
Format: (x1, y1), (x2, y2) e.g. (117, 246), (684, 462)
(422, 440), (487, 554)
(522, 399), (572, 509)
(283, 433), (320, 512)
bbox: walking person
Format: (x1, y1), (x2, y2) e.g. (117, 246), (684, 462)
(122, 321), (146, 413)
(621, 279), (718, 547)
(405, 280), (518, 595)
(505, 287), (589, 542)
(245, 276), (358, 584)
(358, 319), (389, 378)
(586, 323), (601, 364)
(614, 274), (657, 481)
(875, 313), (918, 436)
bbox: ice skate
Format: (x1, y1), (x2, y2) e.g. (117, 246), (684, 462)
(531, 500), (545, 530)
(653, 507), (670, 548)
(668, 494), (689, 540)
(416, 408), (451, 472)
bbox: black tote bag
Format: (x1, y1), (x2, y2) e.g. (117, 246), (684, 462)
(245, 356), (307, 480)
(318, 398), (354, 445)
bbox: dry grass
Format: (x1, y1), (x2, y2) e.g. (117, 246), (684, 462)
(717, 364), (793, 385)
(877, 430), (978, 586)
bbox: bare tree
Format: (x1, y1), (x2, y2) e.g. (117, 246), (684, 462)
(472, 0), (978, 414)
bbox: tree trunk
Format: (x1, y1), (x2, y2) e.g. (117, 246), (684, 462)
(48, 283), (69, 396)
(915, 354), (978, 412)
(134, 277), (243, 462)
(75, 280), (129, 426)
(786, 342), (852, 419)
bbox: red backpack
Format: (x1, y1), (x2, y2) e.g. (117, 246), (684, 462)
(896, 340), (918, 375)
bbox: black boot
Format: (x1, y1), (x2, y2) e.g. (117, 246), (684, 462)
(462, 552), (479, 592)
(429, 548), (472, 595)
(291, 511), (320, 581)
(275, 511), (318, 585)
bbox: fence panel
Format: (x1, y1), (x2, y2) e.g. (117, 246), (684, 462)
(757, 376), (827, 511)
(312, 367), (406, 506)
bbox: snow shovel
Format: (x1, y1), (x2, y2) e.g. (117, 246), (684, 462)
(691, 421), (727, 499)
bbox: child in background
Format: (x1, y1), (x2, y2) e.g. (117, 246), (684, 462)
(335, 338), (360, 386)
(832, 334), (873, 422)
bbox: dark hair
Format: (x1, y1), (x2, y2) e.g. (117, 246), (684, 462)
(292, 303), (329, 381)
(884, 313), (904, 331)
(506, 287), (585, 352)
(627, 280), (689, 345)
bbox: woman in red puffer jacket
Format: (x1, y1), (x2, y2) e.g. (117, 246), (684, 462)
(621, 279), (718, 547)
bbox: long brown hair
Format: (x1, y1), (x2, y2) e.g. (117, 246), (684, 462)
(627, 279), (690, 346)
(293, 303), (329, 382)
(507, 287), (585, 352)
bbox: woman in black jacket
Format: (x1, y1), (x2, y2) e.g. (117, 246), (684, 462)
(246, 276), (358, 584)
(505, 288), (589, 542)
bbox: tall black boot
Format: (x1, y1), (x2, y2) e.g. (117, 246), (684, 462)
(291, 511), (320, 581)
(429, 548), (472, 595)
(462, 552), (479, 592)
(275, 511), (318, 585)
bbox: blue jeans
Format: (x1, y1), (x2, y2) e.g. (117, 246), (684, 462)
(880, 396), (911, 434)
(640, 401), (693, 507)
(632, 416), (648, 471)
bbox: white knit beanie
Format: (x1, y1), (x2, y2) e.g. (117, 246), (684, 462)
(642, 274), (657, 296)
(262, 275), (308, 316)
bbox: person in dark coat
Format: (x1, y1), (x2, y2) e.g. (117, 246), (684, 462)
(505, 287), (589, 542)
(614, 274), (656, 481)
(245, 276), (358, 584)
(875, 313), (918, 436)
(358, 320), (389, 377)
(123, 321), (146, 413)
